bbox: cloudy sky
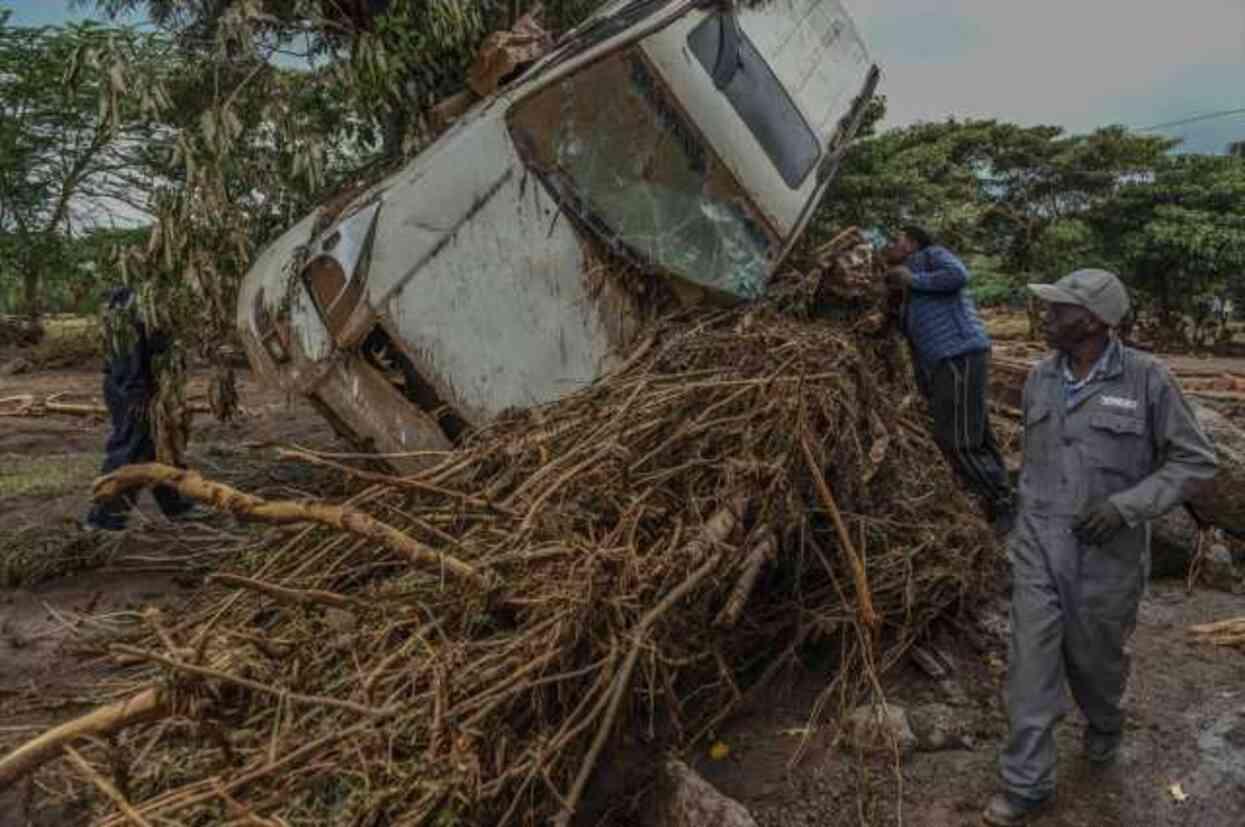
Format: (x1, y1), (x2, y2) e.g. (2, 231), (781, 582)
(844, 0), (1245, 153)
(5, 0), (1244, 153)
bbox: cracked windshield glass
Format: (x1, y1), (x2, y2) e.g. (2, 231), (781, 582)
(510, 49), (775, 299)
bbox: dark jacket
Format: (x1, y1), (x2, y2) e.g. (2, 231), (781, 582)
(101, 286), (168, 400)
(901, 245), (990, 367)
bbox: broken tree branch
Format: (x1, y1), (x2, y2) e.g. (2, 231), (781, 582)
(714, 529), (777, 629)
(110, 645), (387, 718)
(63, 745), (155, 827)
(93, 464), (488, 591)
(801, 435), (880, 628)
(206, 573), (363, 612)
(0, 688), (166, 791)
(274, 448), (515, 516)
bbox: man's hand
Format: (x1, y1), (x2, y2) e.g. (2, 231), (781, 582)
(885, 266), (914, 289)
(1074, 500), (1126, 546)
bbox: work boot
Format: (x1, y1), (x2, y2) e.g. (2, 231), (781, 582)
(83, 504), (127, 533)
(982, 792), (1051, 826)
(1085, 727), (1122, 767)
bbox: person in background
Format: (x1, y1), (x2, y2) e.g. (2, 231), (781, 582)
(982, 269), (1217, 825)
(84, 286), (200, 531)
(884, 225), (1014, 533)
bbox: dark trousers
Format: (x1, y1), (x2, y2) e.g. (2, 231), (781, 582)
(86, 384), (191, 529)
(917, 350), (1012, 517)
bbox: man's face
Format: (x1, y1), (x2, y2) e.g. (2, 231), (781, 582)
(892, 233), (919, 261)
(1043, 302), (1103, 351)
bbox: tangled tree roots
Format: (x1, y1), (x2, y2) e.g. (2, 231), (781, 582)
(1, 301), (997, 825)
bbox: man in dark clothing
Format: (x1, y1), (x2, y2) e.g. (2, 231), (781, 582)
(84, 286), (197, 532)
(884, 225), (1014, 531)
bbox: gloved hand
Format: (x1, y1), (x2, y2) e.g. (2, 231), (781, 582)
(1074, 500), (1125, 546)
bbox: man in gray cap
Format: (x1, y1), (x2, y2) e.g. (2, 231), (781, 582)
(983, 269), (1218, 825)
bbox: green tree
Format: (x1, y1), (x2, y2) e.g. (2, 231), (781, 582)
(0, 12), (178, 317)
(1091, 153), (1245, 328)
(815, 117), (996, 249)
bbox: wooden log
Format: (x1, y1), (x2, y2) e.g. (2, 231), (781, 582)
(0, 688), (166, 791)
(0, 397), (238, 418)
(94, 464), (488, 591)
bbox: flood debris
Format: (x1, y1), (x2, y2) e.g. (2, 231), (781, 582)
(1189, 615), (1245, 647)
(0, 262), (997, 824)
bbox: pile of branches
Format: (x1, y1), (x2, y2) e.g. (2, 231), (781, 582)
(0, 291), (996, 825)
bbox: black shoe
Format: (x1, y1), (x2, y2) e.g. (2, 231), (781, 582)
(982, 792), (1052, 826)
(1085, 727), (1122, 767)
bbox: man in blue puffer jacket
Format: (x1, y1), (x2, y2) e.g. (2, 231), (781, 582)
(886, 225), (1014, 533)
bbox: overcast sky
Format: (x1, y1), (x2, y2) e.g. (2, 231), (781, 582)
(5, 0), (1244, 154)
(844, 0), (1245, 154)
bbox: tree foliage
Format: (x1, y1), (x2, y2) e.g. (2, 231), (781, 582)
(0, 11), (179, 316)
(820, 110), (1245, 332)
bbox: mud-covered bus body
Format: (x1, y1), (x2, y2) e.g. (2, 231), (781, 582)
(236, 0), (877, 471)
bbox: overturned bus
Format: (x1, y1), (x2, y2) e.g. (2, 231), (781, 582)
(236, 0), (879, 471)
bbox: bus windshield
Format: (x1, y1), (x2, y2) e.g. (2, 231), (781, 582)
(509, 49), (775, 299)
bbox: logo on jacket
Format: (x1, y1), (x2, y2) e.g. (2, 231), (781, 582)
(1101, 395), (1139, 410)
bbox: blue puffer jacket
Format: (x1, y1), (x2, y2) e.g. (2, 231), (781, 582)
(901, 245), (990, 367)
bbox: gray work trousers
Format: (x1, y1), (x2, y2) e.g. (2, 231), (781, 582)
(1001, 512), (1147, 800)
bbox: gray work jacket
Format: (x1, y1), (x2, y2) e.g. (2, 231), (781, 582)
(1018, 344), (1217, 525)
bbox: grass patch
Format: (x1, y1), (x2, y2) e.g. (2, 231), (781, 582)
(0, 527), (113, 588)
(27, 319), (101, 368)
(0, 453), (101, 498)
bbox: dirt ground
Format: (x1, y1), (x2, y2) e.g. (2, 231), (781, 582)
(1, 343), (1243, 826)
(691, 584), (1245, 827)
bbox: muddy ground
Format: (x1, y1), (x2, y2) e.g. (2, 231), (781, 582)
(1, 351), (1243, 826)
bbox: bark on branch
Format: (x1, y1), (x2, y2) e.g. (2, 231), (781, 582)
(93, 464), (487, 591)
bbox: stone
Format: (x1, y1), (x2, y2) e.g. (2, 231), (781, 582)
(843, 703), (917, 757)
(1152, 506), (1202, 579)
(1198, 544), (1242, 593)
(1187, 401), (1245, 537)
(656, 759), (758, 827)
(908, 702), (977, 752)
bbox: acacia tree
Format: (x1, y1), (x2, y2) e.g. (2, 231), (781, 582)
(0, 12), (180, 317)
(976, 125), (1177, 279)
(1090, 153), (1245, 332)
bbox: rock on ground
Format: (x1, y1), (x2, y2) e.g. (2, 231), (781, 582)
(657, 759), (758, 827)
(1187, 400), (1245, 537)
(843, 703), (917, 757)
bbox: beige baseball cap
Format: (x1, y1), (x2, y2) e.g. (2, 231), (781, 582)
(1028, 269), (1131, 327)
